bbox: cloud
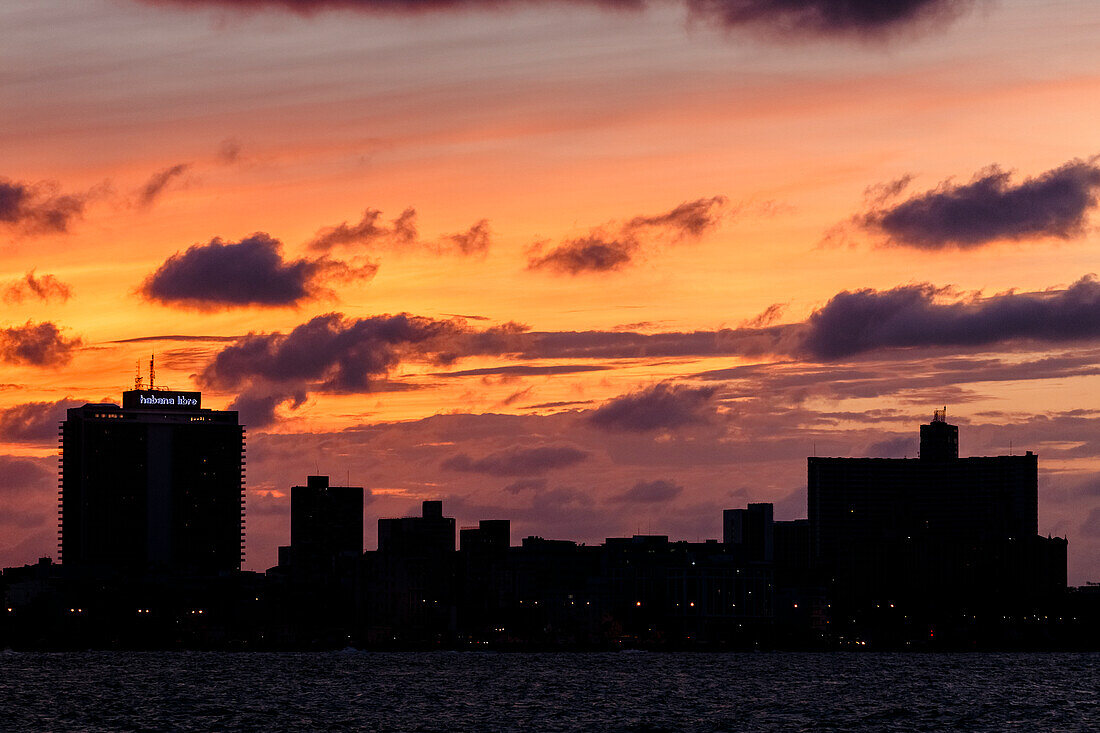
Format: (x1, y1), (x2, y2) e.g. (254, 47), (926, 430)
(0, 178), (86, 235)
(228, 389), (306, 429)
(0, 322), (82, 366)
(589, 382), (720, 432)
(527, 196), (726, 275)
(612, 479), (684, 503)
(137, 163), (190, 208)
(141, 232), (377, 309)
(308, 207), (491, 256)
(199, 272), (1100, 428)
(858, 158), (1100, 249)
(687, 0), (973, 36)
(203, 313), (478, 390)
(799, 275), (1100, 359)
(526, 235), (635, 275)
(441, 219), (491, 256)
(0, 399), (86, 443)
(2, 270), (72, 304)
(0, 455), (53, 497)
(741, 302), (787, 328)
(138, 0), (974, 36)
(199, 312), (522, 425)
(441, 445), (590, 476)
(307, 207), (417, 251)
(111, 334), (241, 343)
(434, 364), (611, 378)
(218, 138), (243, 164)
(625, 196), (730, 236)
(504, 477), (549, 494)
(1080, 507), (1100, 538)
(506, 326), (790, 360)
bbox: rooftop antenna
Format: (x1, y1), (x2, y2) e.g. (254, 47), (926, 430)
(149, 354), (156, 390)
(932, 406), (947, 423)
(134, 360), (143, 390)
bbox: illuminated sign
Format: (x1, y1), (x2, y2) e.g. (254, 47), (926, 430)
(123, 390), (202, 410)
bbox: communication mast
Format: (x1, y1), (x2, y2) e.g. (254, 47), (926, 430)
(149, 354), (156, 390)
(134, 360), (144, 390)
(932, 406), (947, 423)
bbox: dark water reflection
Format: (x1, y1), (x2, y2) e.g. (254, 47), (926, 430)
(1, 651), (1097, 731)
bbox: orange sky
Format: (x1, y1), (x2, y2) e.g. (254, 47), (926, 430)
(3, 0), (1100, 583)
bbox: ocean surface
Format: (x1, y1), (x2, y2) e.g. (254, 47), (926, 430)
(0, 651), (1096, 731)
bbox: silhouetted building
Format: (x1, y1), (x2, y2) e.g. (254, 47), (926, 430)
(808, 412), (1065, 625)
(60, 390), (244, 575)
(365, 501), (458, 640)
(378, 500), (454, 555)
(920, 408), (959, 461)
(459, 520), (510, 555)
(287, 475), (363, 573)
(724, 503), (774, 562)
(458, 520), (511, 638)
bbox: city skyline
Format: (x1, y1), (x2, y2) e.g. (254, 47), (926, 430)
(3, 0), (1100, 585)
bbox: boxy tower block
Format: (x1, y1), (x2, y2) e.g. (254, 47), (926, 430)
(60, 388), (245, 575)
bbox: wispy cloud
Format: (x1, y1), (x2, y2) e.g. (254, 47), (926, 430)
(527, 196), (727, 275)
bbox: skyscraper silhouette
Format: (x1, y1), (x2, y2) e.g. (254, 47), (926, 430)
(59, 389), (244, 575)
(808, 413), (1065, 621)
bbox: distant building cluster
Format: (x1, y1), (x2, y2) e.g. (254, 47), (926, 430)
(0, 393), (1095, 650)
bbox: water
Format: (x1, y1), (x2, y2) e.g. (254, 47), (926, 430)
(0, 651), (1096, 731)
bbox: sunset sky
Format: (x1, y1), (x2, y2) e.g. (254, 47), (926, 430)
(3, 0), (1100, 583)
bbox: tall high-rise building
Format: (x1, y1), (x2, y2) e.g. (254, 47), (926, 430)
(59, 389), (245, 575)
(807, 413), (1064, 610)
(289, 475), (363, 571)
(723, 503), (774, 562)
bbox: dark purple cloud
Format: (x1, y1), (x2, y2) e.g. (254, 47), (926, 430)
(0, 399), (86, 443)
(800, 275), (1100, 360)
(141, 232), (376, 309)
(0, 455), (53, 497)
(0, 178), (85, 235)
(228, 389), (306, 428)
(589, 382), (720, 432)
(859, 159), (1100, 249)
(612, 479), (684, 503)
(441, 445), (589, 476)
(200, 272), (1100, 428)
(2, 270), (72, 304)
(137, 163), (190, 207)
(200, 312), (520, 425)
(139, 0), (973, 35)
(688, 0), (972, 35)
(203, 313), (478, 391)
(527, 196), (726, 275)
(0, 322), (82, 367)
